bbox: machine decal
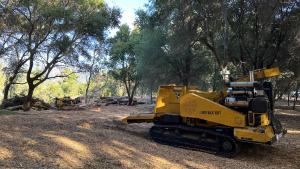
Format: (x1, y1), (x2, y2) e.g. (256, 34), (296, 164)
(200, 111), (221, 115)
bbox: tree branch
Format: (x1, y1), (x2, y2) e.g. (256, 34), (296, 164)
(12, 82), (27, 85)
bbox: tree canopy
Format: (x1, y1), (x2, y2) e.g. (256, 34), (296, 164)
(108, 24), (140, 105)
(134, 0), (300, 91)
(0, 0), (299, 109)
(0, 0), (120, 110)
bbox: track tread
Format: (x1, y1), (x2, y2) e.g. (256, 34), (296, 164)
(149, 124), (240, 158)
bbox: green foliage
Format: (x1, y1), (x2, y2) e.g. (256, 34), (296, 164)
(34, 82), (64, 102)
(135, 27), (167, 92)
(226, 0), (300, 72)
(134, 0), (300, 92)
(60, 71), (85, 97)
(1, 0), (299, 104)
(134, 4), (215, 88)
(108, 24), (139, 84)
(0, 67), (86, 103)
(108, 24), (140, 104)
(33, 78), (85, 103)
(0, 0), (120, 110)
(89, 72), (126, 97)
(33, 69), (85, 102)
(0, 64), (124, 103)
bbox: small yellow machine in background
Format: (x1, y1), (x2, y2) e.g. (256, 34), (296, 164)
(122, 68), (286, 157)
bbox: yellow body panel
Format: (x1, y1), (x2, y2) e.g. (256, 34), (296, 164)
(255, 67), (280, 79)
(260, 114), (270, 126)
(234, 126), (275, 143)
(155, 85), (186, 114)
(180, 93), (246, 128)
(238, 67), (281, 81)
(248, 113), (270, 126)
(189, 90), (226, 102)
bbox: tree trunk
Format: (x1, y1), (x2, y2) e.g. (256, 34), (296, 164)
(0, 84), (11, 109)
(293, 84), (299, 110)
(293, 93), (298, 110)
(223, 0), (228, 65)
(128, 88), (135, 106)
(128, 96), (133, 106)
(150, 84), (153, 104)
(85, 72), (92, 104)
(2, 74), (19, 103)
(128, 82), (139, 106)
(288, 93), (290, 107)
(277, 92), (283, 101)
(182, 51), (191, 86)
(85, 84), (90, 104)
(2, 62), (24, 103)
(182, 78), (189, 86)
(212, 64), (219, 91)
(2, 83), (11, 101)
(124, 82), (131, 105)
(23, 85), (34, 111)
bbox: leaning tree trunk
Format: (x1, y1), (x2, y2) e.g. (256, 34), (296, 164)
(2, 75), (18, 102)
(2, 83), (11, 102)
(0, 84), (10, 109)
(23, 85), (34, 111)
(2, 64), (23, 103)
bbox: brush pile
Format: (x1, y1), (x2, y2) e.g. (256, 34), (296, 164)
(54, 96), (82, 110)
(1, 95), (51, 110)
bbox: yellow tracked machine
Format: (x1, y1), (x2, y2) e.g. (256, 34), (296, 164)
(122, 68), (286, 157)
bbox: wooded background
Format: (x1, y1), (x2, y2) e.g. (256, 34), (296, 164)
(0, 0), (299, 109)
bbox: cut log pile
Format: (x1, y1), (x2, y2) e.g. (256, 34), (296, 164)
(95, 96), (145, 106)
(1, 95), (51, 111)
(55, 97), (82, 110)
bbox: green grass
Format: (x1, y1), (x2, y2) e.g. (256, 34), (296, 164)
(0, 109), (17, 115)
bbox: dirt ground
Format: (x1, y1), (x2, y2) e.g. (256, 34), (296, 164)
(0, 105), (299, 169)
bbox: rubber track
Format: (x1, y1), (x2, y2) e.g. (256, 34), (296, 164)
(149, 124), (240, 158)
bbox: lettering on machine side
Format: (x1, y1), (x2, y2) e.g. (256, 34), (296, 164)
(199, 111), (221, 115)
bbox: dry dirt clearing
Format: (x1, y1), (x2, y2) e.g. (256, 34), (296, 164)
(0, 105), (299, 169)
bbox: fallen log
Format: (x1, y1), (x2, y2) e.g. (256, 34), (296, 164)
(95, 96), (140, 106)
(5, 105), (23, 111)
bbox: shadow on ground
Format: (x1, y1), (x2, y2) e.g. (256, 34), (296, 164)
(0, 106), (299, 168)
